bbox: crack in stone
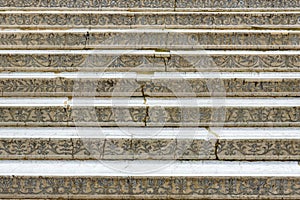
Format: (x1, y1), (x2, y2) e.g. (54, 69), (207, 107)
(140, 83), (149, 126)
(206, 127), (220, 160)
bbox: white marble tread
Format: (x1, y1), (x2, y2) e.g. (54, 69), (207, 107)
(0, 160), (299, 176)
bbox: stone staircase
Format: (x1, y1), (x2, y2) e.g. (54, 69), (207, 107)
(0, 0), (300, 199)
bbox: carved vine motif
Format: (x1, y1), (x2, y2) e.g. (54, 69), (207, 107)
(0, 13), (299, 27)
(0, 176), (299, 198)
(1, 54), (299, 72)
(0, 32), (299, 49)
(217, 140), (300, 160)
(0, 0), (299, 9)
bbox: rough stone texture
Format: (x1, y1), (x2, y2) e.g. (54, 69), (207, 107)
(0, 30), (299, 50)
(0, 12), (299, 28)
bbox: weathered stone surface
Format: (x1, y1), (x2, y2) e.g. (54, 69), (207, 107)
(0, 98), (146, 126)
(2, 72), (300, 97)
(1, 51), (300, 72)
(215, 128), (300, 160)
(0, 160), (299, 199)
(0, 50), (166, 72)
(0, 0), (299, 11)
(0, 30), (299, 50)
(147, 98), (300, 127)
(0, 127), (216, 160)
(218, 139), (300, 160)
(0, 12), (299, 28)
(167, 51), (300, 72)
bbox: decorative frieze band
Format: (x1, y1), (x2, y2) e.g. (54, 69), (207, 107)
(0, 30), (299, 50)
(0, 137), (216, 160)
(0, 137), (299, 160)
(1, 52), (300, 72)
(1, 75), (300, 97)
(0, 98), (300, 127)
(0, 12), (299, 28)
(0, 0), (299, 10)
(0, 176), (299, 199)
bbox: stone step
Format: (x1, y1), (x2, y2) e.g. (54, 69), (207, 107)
(0, 29), (299, 50)
(2, 72), (300, 97)
(0, 160), (299, 199)
(0, 0), (299, 11)
(0, 97), (299, 127)
(0, 11), (299, 29)
(1, 50), (300, 72)
(0, 127), (299, 161)
(0, 127), (216, 160)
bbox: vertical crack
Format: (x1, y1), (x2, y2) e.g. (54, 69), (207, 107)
(141, 83), (149, 126)
(206, 127), (220, 160)
(215, 138), (220, 160)
(85, 31), (90, 48)
(71, 138), (75, 160)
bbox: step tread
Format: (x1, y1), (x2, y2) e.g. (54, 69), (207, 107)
(0, 160), (298, 176)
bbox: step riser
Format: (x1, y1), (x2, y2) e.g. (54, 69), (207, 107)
(0, 176), (298, 199)
(0, 137), (216, 160)
(1, 77), (300, 97)
(0, 137), (299, 160)
(1, 31), (299, 50)
(1, 0), (299, 11)
(0, 102), (299, 127)
(0, 13), (299, 28)
(1, 52), (299, 72)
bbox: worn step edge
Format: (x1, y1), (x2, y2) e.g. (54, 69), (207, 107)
(0, 11), (299, 29)
(0, 50), (299, 72)
(0, 97), (299, 127)
(0, 161), (299, 199)
(1, 72), (300, 97)
(0, 29), (299, 50)
(0, 127), (299, 160)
